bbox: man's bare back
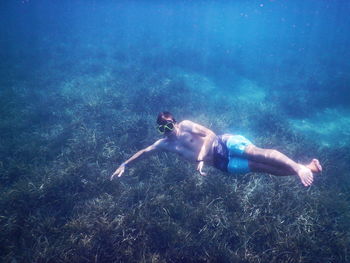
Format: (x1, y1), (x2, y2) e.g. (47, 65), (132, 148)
(111, 112), (322, 186)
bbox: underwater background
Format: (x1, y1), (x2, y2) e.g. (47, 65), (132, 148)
(1, 0), (350, 262)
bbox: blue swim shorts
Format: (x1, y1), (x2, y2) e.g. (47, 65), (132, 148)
(212, 134), (253, 174)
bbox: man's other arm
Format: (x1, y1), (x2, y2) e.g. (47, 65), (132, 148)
(180, 120), (216, 176)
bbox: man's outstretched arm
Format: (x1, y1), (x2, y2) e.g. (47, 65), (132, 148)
(110, 139), (165, 180)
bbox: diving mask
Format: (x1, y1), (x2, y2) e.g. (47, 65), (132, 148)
(157, 121), (175, 134)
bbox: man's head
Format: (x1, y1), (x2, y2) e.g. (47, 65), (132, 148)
(157, 111), (176, 125)
(157, 111), (176, 135)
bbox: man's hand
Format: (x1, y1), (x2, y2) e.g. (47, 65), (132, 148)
(197, 161), (207, 176)
(111, 164), (126, 180)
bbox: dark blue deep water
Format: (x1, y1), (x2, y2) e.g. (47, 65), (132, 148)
(1, 1), (350, 262)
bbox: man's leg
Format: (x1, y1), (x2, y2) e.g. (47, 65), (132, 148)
(248, 160), (294, 176)
(248, 159), (322, 176)
(244, 145), (320, 186)
(244, 145), (299, 172)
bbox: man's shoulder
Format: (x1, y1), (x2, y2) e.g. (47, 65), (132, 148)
(178, 119), (197, 127)
(153, 137), (174, 146)
(178, 120), (211, 131)
(152, 138), (177, 151)
(153, 138), (167, 146)
(179, 119), (216, 136)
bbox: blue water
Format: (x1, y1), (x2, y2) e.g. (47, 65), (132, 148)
(1, 0), (350, 262)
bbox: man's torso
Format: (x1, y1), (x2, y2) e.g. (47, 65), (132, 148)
(162, 121), (216, 164)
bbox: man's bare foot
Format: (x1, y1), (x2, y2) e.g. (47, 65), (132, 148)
(297, 165), (314, 187)
(306, 159), (322, 173)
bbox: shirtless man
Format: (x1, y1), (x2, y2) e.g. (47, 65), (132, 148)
(111, 112), (322, 186)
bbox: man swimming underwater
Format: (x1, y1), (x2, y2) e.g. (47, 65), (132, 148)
(111, 112), (322, 186)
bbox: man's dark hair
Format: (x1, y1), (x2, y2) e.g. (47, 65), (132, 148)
(157, 111), (176, 125)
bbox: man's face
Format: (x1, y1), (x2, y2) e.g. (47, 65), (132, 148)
(157, 119), (175, 136)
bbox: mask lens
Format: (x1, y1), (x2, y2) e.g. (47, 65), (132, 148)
(165, 122), (174, 131)
(158, 125), (165, 133)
